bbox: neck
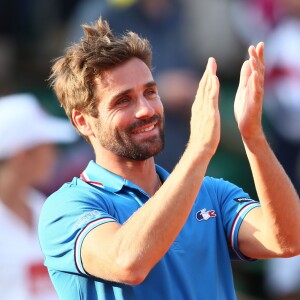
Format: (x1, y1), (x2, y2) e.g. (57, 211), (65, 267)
(95, 151), (160, 195)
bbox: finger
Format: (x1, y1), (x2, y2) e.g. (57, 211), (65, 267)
(251, 70), (258, 92)
(210, 75), (220, 106)
(255, 42), (265, 73)
(248, 45), (257, 59)
(239, 60), (251, 88)
(249, 45), (265, 79)
(205, 60), (215, 97)
(206, 58), (219, 100)
(249, 54), (264, 86)
(249, 56), (257, 72)
(249, 42), (265, 70)
(252, 71), (264, 100)
(209, 57), (217, 75)
(199, 58), (212, 89)
(201, 57), (217, 85)
(256, 42), (265, 63)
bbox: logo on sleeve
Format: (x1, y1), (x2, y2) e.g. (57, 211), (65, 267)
(234, 197), (253, 203)
(196, 208), (216, 222)
(73, 210), (101, 229)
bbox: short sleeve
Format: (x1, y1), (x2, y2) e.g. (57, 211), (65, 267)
(38, 182), (117, 276)
(208, 177), (261, 261)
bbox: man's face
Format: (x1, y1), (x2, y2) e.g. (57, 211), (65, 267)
(93, 58), (164, 161)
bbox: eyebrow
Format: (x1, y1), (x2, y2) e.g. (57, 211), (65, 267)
(112, 81), (157, 100)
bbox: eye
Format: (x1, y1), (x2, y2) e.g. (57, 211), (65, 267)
(144, 88), (157, 98)
(116, 96), (131, 106)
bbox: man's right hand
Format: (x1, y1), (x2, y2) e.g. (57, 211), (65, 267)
(189, 58), (220, 159)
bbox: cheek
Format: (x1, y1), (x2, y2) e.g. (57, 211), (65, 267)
(156, 97), (164, 116)
(106, 110), (132, 131)
(94, 112), (122, 137)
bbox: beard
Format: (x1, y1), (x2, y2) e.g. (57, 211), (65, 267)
(96, 114), (165, 161)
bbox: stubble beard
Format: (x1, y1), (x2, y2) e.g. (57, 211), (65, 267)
(96, 115), (165, 161)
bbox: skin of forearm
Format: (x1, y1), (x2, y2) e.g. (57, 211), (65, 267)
(243, 135), (300, 256)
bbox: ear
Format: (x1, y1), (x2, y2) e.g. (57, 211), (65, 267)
(72, 109), (94, 138)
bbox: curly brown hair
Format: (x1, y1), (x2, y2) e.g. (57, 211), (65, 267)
(49, 17), (152, 126)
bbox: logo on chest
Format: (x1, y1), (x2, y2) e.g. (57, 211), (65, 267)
(196, 208), (217, 222)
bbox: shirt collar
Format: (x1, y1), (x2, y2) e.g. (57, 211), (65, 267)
(80, 160), (169, 193)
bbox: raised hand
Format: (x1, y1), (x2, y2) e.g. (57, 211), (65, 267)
(234, 42), (265, 141)
(189, 57), (220, 158)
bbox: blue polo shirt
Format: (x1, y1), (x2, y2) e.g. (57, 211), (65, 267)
(38, 160), (260, 300)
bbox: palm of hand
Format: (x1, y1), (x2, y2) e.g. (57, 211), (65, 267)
(234, 44), (265, 140)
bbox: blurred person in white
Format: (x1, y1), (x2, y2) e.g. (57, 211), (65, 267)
(231, 0), (300, 299)
(0, 93), (77, 300)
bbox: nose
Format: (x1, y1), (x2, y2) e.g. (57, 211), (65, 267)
(135, 96), (155, 119)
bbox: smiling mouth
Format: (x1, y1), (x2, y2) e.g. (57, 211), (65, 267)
(133, 124), (156, 134)
(127, 114), (161, 135)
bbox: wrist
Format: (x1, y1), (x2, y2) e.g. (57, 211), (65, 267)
(184, 142), (215, 166)
(242, 132), (268, 153)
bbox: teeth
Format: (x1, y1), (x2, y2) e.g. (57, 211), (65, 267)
(136, 125), (155, 133)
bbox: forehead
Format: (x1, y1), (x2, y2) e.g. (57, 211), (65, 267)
(95, 58), (154, 97)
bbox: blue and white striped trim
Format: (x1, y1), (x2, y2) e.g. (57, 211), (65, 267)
(80, 171), (104, 188)
(230, 202), (261, 261)
(75, 217), (117, 275)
